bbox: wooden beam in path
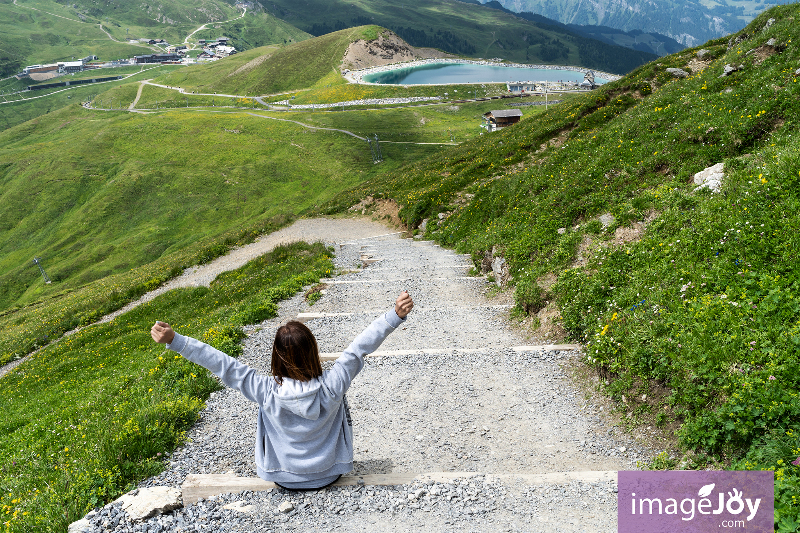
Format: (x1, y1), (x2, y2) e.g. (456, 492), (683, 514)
(317, 344), (581, 362)
(182, 471), (615, 505)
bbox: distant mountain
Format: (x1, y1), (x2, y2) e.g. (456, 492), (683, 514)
(481, 0), (765, 46)
(481, 1), (685, 56)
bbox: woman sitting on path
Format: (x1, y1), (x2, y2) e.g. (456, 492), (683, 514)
(150, 291), (414, 490)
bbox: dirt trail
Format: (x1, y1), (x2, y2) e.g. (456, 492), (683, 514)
(0, 218), (397, 380)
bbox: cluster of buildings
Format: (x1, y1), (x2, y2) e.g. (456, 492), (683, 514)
(197, 37), (237, 60)
(18, 36), (237, 80)
(506, 71), (598, 94)
(20, 56), (99, 79)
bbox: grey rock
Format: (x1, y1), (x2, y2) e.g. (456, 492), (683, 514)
(721, 63), (741, 77)
(278, 501), (294, 514)
(693, 162), (725, 193)
(766, 38), (777, 47)
(728, 34), (748, 49)
(115, 487), (182, 521)
(598, 213), (615, 228)
(666, 68), (689, 78)
(491, 255), (507, 286)
(696, 49), (710, 59)
(67, 517), (91, 533)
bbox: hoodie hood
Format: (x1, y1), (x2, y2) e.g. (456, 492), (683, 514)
(273, 377), (324, 420)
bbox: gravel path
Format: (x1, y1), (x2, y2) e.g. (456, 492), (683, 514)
(77, 220), (654, 533)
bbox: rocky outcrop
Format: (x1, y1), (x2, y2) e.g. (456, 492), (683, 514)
(341, 31), (453, 71)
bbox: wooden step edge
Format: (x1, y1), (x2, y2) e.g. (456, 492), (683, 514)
(317, 345), (582, 362)
(181, 470), (616, 504)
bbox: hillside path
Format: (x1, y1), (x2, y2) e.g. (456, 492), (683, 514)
(183, 7), (246, 46)
(78, 218), (655, 532)
(129, 80), (147, 110)
(0, 218), (395, 380)
(12, 0), (157, 50)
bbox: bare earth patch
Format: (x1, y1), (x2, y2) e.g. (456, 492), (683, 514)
(341, 31), (454, 71)
(28, 71), (60, 82)
(751, 44), (778, 66)
(349, 196), (404, 228)
(228, 54), (271, 78)
(687, 57), (712, 73)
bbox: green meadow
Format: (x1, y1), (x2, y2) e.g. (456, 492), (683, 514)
(0, 65), (184, 130)
(0, 80), (517, 364)
(0, 0), (152, 76)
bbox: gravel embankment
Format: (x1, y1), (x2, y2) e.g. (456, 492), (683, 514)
(271, 97), (442, 109)
(78, 220), (653, 533)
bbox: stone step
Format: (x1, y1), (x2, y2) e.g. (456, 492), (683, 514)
(181, 470), (615, 504)
(319, 277), (479, 284)
(318, 344), (581, 362)
(364, 265), (471, 271)
(338, 231), (403, 245)
(297, 305), (513, 320)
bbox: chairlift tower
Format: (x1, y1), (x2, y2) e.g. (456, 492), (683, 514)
(33, 257), (52, 284)
(366, 134), (383, 164)
(373, 134), (383, 162)
(366, 137), (379, 164)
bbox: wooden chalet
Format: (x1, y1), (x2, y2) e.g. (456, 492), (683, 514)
(483, 109), (523, 131)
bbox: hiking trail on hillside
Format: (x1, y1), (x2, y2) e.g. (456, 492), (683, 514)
(71, 217), (655, 532)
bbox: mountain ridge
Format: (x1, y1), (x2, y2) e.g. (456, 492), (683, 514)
(483, 0), (771, 46)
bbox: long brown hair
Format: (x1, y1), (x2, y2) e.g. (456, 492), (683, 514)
(271, 321), (322, 385)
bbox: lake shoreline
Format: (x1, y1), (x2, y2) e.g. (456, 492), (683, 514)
(343, 58), (622, 86)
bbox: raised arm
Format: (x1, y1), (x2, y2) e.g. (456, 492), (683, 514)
(323, 291), (414, 398)
(151, 321), (271, 404)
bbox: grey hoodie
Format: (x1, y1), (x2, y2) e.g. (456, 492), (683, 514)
(166, 308), (405, 486)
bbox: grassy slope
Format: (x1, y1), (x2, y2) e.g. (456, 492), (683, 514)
(0, 241), (334, 533)
(0, 0), (309, 129)
(188, 10), (310, 51)
(0, 104), (391, 312)
(0, 0), (149, 76)
(155, 27), (382, 96)
(0, 65), (184, 130)
(262, 1), (656, 74)
(291, 97), (558, 143)
(269, 82), (507, 104)
(323, 5), (800, 527)
(11, 0), (244, 46)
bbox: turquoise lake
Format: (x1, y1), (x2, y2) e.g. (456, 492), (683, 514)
(362, 63), (609, 85)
